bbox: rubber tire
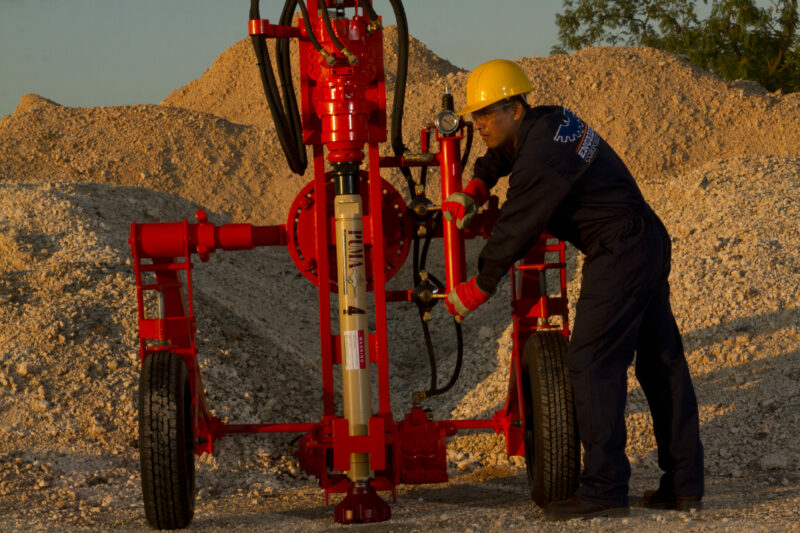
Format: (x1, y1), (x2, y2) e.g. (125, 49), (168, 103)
(520, 331), (580, 507)
(139, 352), (195, 529)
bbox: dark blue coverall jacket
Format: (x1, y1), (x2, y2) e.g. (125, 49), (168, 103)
(473, 105), (704, 506)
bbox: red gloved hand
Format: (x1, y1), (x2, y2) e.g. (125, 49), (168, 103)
(441, 179), (491, 230)
(445, 277), (492, 322)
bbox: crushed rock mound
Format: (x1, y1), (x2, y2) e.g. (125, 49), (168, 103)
(5, 46), (800, 226)
(0, 95), (303, 225)
(1, 34), (800, 530)
(516, 47), (800, 179)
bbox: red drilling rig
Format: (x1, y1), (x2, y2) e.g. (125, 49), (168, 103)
(129, 1), (579, 528)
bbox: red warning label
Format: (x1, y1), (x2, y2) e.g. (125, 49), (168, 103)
(344, 330), (367, 370)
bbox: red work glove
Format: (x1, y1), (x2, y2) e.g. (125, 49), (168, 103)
(441, 179), (491, 230)
(445, 277), (492, 322)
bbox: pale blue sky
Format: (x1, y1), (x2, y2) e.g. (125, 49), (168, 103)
(0, 0), (569, 117)
(0, 1), (774, 118)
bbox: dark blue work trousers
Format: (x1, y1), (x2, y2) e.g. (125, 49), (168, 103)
(567, 211), (704, 506)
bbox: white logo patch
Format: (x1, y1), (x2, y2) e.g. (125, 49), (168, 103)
(577, 126), (600, 163)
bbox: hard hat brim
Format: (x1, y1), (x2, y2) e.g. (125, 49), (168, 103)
(457, 92), (531, 116)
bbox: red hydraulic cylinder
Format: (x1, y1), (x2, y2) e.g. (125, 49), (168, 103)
(438, 134), (466, 292)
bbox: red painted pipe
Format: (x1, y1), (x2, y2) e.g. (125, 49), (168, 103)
(438, 134), (466, 292)
(132, 210), (287, 259)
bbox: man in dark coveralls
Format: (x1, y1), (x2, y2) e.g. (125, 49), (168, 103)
(442, 59), (704, 520)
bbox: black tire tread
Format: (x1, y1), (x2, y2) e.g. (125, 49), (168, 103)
(139, 352), (195, 530)
(523, 332), (580, 507)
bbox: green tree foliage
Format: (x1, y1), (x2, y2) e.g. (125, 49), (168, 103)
(554, 0), (800, 92)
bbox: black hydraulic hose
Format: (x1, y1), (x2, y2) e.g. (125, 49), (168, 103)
(461, 121), (474, 169)
(388, 0), (409, 160)
(249, 1), (259, 27)
(410, 216), (467, 403)
(277, 0), (306, 172)
(415, 274), (464, 399)
(421, 255), (464, 399)
(386, 0), (419, 201)
(294, 0), (327, 57)
(411, 229), (438, 396)
(410, 210), (437, 397)
(412, 231), (421, 287)
(427, 321), (463, 397)
(420, 309), (438, 392)
(400, 167), (415, 195)
(357, 0), (380, 24)
(425, 271), (445, 292)
(250, 0), (305, 173)
(354, 0), (411, 194)
(319, 1), (357, 64)
(417, 214), (440, 393)
(420, 211), (440, 270)
(279, 0), (295, 27)
(250, 1), (306, 174)
(413, 212), (466, 400)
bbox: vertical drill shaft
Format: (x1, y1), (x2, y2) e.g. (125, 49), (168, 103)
(334, 165), (372, 483)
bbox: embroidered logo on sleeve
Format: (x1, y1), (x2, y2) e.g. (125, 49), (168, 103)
(553, 108), (584, 143)
(577, 125), (600, 163)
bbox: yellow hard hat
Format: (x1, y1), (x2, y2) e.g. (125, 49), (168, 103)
(458, 59), (533, 116)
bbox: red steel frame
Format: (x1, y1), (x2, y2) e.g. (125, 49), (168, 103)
(129, 0), (570, 507)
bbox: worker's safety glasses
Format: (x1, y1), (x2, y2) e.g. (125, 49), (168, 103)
(471, 100), (515, 123)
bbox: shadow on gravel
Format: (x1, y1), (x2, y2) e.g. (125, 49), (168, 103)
(397, 474), (529, 508)
(683, 307), (800, 350)
(631, 337), (800, 511)
(265, 469), (531, 524)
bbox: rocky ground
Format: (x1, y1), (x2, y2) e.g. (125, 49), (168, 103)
(0, 21), (799, 533)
